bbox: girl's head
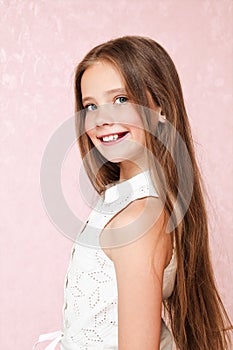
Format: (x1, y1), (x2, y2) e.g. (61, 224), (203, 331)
(74, 36), (232, 349)
(74, 36), (190, 193)
(81, 60), (148, 169)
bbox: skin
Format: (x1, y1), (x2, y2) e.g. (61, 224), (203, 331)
(81, 61), (173, 349)
(81, 60), (149, 181)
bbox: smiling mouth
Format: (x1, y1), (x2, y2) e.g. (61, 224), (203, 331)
(98, 131), (129, 144)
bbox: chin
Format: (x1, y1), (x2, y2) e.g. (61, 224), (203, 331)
(107, 157), (125, 163)
(95, 142), (145, 164)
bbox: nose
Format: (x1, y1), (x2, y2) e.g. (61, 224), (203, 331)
(95, 104), (115, 127)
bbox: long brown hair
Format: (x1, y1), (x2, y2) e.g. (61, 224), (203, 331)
(74, 36), (232, 349)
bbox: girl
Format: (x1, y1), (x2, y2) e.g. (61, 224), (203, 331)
(34, 36), (232, 349)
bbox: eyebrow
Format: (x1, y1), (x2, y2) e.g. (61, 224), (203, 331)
(82, 88), (127, 104)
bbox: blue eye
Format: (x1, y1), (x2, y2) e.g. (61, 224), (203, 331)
(85, 104), (97, 112)
(115, 96), (128, 104)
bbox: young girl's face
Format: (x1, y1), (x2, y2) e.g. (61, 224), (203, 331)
(81, 60), (147, 165)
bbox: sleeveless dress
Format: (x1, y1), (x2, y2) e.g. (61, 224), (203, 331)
(33, 169), (177, 350)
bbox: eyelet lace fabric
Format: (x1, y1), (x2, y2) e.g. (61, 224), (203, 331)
(33, 170), (177, 350)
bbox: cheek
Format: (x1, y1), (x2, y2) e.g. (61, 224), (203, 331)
(120, 107), (144, 128)
(84, 116), (93, 137)
(85, 129), (95, 142)
(127, 112), (145, 143)
(134, 127), (146, 145)
(84, 118), (98, 145)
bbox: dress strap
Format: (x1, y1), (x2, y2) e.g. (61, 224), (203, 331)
(32, 330), (62, 350)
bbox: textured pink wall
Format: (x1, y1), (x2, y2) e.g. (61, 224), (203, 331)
(1, 1), (232, 349)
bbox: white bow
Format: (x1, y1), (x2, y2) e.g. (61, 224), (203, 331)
(32, 330), (62, 350)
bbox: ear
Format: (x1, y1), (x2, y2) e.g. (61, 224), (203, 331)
(159, 114), (166, 123)
(146, 92), (167, 123)
(157, 107), (166, 123)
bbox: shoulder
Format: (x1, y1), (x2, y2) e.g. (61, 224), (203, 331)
(112, 196), (163, 228)
(103, 196), (172, 275)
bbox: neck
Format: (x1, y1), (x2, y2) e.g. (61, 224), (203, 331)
(119, 159), (149, 182)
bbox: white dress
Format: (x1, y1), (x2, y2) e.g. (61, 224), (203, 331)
(33, 170), (177, 350)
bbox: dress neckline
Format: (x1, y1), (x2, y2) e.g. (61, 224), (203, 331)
(104, 169), (151, 204)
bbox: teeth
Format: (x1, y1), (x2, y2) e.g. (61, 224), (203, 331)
(102, 134), (120, 142)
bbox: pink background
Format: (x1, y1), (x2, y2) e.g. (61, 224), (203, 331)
(1, 1), (232, 349)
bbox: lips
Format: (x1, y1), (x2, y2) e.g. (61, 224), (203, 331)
(97, 131), (130, 145)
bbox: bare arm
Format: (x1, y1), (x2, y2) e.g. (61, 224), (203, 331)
(101, 197), (172, 350)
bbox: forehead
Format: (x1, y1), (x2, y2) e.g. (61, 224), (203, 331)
(81, 61), (125, 96)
